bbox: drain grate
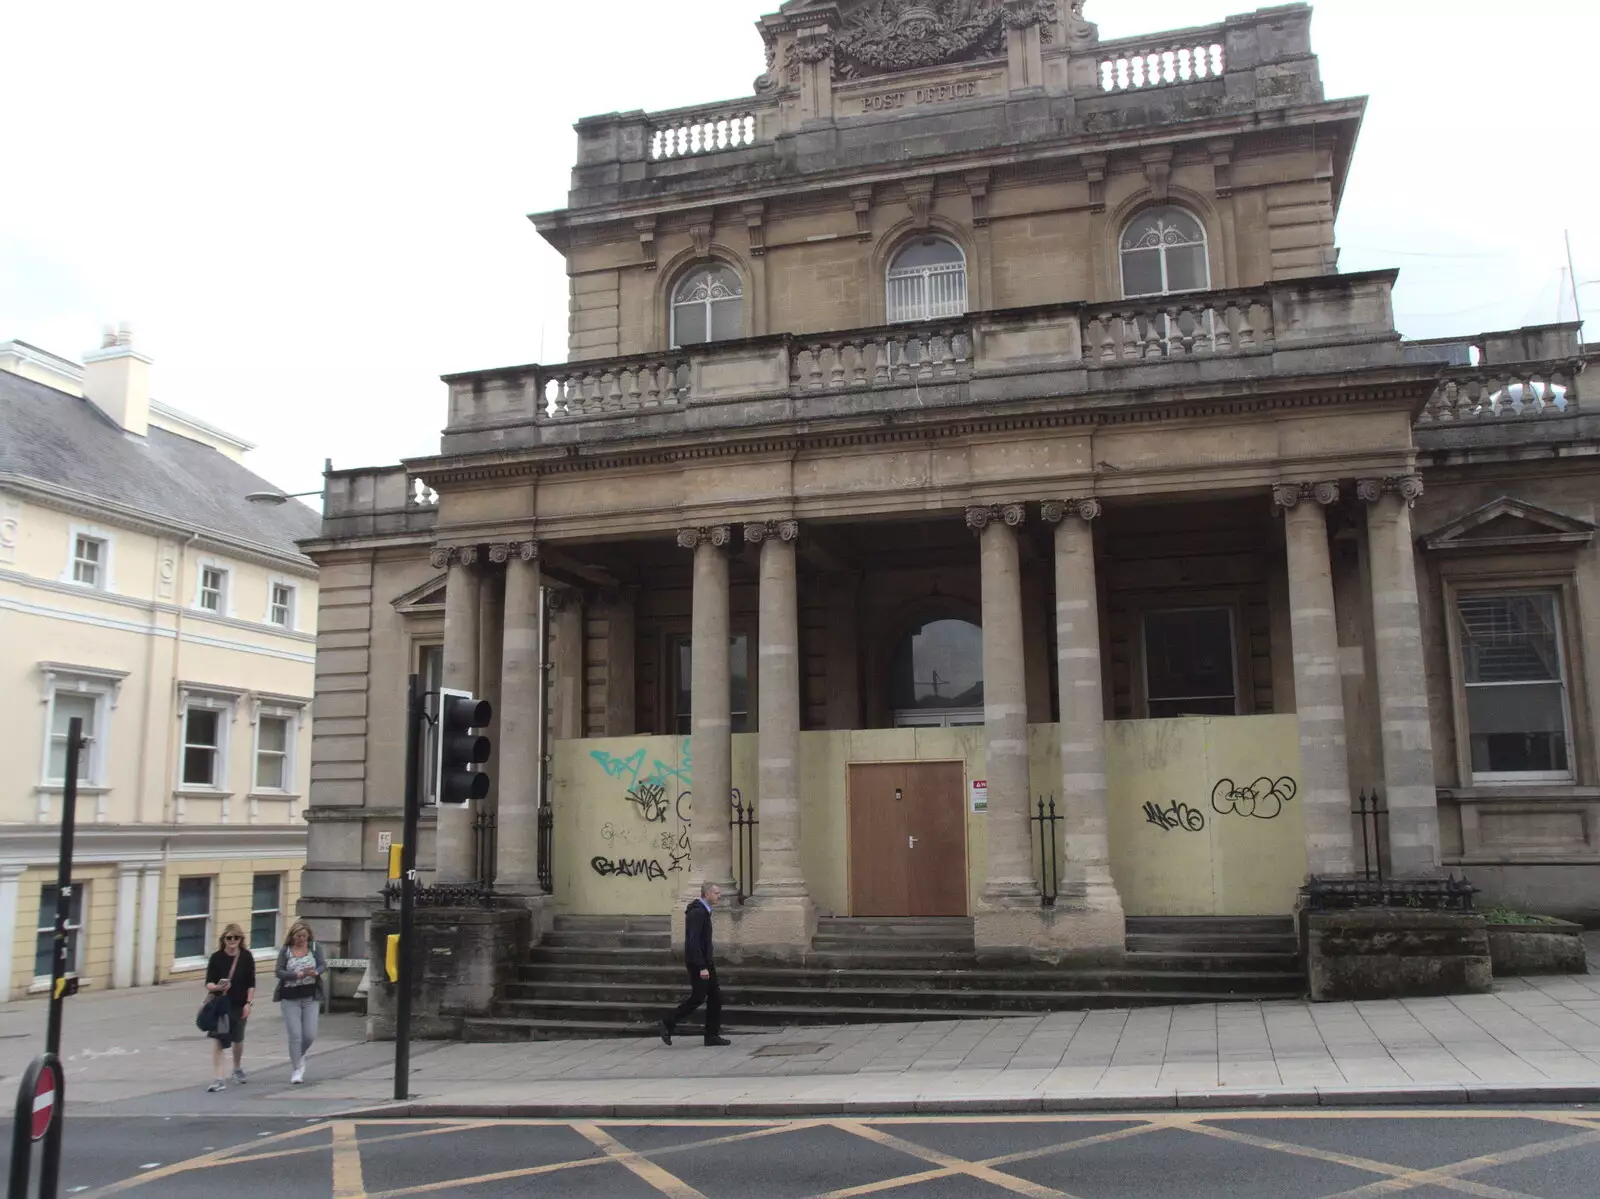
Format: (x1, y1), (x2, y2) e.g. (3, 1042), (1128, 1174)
(752, 1042), (829, 1058)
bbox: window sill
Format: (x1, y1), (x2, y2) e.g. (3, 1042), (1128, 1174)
(28, 975), (85, 995)
(1439, 785), (1600, 803)
(170, 957), (209, 974)
(174, 789), (235, 800)
(247, 792), (302, 802)
(35, 784), (109, 795)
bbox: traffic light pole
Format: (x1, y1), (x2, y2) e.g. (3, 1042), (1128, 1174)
(37, 717), (83, 1198)
(395, 674), (423, 1103)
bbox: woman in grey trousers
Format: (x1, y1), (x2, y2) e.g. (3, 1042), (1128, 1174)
(275, 921), (325, 1084)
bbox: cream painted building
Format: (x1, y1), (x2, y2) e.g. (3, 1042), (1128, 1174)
(0, 332), (320, 1000)
(299, 0), (1600, 1027)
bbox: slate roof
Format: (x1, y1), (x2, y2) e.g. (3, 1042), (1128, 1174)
(0, 369), (320, 562)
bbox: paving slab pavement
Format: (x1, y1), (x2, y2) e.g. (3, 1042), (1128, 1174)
(7, 958), (1600, 1120)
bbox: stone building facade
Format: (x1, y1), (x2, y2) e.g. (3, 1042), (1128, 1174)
(299, 0), (1600, 965)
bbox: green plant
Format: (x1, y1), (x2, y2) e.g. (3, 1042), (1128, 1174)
(1480, 903), (1557, 926)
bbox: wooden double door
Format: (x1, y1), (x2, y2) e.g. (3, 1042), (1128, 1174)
(847, 761), (969, 916)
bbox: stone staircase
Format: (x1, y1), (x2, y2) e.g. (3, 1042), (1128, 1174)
(462, 912), (1303, 1041)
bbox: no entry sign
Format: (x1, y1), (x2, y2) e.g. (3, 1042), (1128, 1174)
(31, 1065), (56, 1141)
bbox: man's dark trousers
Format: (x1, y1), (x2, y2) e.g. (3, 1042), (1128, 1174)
(664, 897), (722, 1043)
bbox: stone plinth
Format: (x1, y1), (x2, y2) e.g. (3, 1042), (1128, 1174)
(974, 902), (1126, 966)
(367, 906), (531, 1040)
(1303, 909), (1491, 1001)
(1487, 920), (1588, 977)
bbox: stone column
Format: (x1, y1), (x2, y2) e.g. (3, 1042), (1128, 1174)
(1274, 482), (1357, 877)
(968, 504), (1041, 936)
(547, 589), (585, 741)
(112, 863), (141, 988)
(741, 520), (814, 954)
(680, 526), (735, 895)
(135, 866), (161, 986)
(435, 544), (481, 883)
(1041, 498), (1124, 953)
(1359, 475), (1441, 875)
(494, 541), (544, 894)
(0, 866), (25, 999)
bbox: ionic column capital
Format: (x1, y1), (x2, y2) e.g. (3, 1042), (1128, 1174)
(1040, 497), (1101, 524)
(743, 519), (799, 545)
(545, 587), (582, 613)
(486, 539), (539, 564)
(677, 525), (732, 550)
(1355, 474), (1424, 507)
(1271, 481), (1341, 511)
(965, 503), (1027, 532)
(431, 543), (483, 569)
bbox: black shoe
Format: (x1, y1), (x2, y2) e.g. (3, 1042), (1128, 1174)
(660, 1019), (673, 1046)
(704, 1035), (731, 1047)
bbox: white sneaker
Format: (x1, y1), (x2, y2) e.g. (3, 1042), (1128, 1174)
(290, 1067), (304, 1085)
(207, 1079), (226, 1092)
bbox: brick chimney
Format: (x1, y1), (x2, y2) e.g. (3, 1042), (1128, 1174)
(81, 323), (151, 436)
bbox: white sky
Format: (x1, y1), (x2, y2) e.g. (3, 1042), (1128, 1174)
(1, 1), (1591, 497)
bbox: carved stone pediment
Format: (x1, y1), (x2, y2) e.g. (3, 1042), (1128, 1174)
(1421, 496), (1596, 555)
(773, 0), (1060, 82)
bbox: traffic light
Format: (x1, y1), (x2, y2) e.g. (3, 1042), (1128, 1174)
(437, 688), (492, 804)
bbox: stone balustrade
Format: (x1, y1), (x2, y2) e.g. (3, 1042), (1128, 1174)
(1098, 40), (1225, 92)
(1081, 289), (1273, 363)
(1420, 365), (1581, 422)
(544, 356), (692, 417)
(648, 108), (761, 161)
(790, 327), (973, 392)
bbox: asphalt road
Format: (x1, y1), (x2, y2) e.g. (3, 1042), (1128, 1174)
(7, 1108), (1600, 1197)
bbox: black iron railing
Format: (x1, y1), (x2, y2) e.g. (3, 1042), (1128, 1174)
(1353, 789), (1387, 882)
(730, 794), (758, 904)
(1030, 795), (1062, 907)
(473, 809), (497, 886)
(383, 880), (501, 909)
(1300, 874), (1476, 912)
(537, 803), (554, 895)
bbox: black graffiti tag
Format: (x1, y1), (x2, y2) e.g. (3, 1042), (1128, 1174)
(1211, 776), (1298, 821)
(624, 781), (669, 823)
(590, 855), (667, 882)
(1143, 800), (1206, 832)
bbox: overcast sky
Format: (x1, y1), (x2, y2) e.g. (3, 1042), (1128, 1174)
(2, 1), (1590, 497)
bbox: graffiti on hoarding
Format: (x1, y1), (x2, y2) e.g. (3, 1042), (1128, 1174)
(1211, 776), (1298, 821)
(590, 855), (667, 881)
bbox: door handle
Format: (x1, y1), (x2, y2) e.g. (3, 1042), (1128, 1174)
(908, 835), (918, 849)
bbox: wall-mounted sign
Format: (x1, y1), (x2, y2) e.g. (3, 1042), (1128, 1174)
(970, 779), (987, 812)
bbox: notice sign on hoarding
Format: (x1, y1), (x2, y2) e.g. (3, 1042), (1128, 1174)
(970, 779), (987, 812)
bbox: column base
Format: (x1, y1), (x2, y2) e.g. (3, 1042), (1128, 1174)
(724, 891), (817, 962)
(974, 886), (1126, 966)
(492, 887), (555, 943)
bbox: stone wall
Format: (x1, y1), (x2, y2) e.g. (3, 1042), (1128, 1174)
(1304, 910), (1493, 1002)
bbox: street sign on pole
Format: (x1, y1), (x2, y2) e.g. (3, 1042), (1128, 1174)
(30, 1069), (55, 1142)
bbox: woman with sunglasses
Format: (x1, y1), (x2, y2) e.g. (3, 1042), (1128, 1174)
(203, 923), (256, 1092)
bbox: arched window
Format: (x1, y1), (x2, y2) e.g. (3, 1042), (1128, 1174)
(889, 617), (984, 725)
(1119, 206), (1210, 298)
(886, 237), (967, 323)
(670, 264), (743, 347)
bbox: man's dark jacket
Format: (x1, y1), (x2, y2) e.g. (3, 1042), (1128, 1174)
(684, 899), (714, 972)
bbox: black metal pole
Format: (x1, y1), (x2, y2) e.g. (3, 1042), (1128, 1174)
(37, 1056), (64, 1199)
(7, 1055), (43, 1199)
(45, 718), (82, 1059)
(1356, 791), (1372, 882)
(1373, 791), (1386, 884)
(395, 673), (423, 1102)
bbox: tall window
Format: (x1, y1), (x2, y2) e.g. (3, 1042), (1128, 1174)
(72, 535), (106, 588)
(182, 707), (225, 787)
(174, 876), (212, 962)
(1143, 608), (1237, 718)
(255, 715), (291, 791)
(1455, 591), (1572, 781)
(672, 634), (750, 736)
(34, 884), (85, 979)
(199, 566), (228, 613)
(670, 265), (743, 347)
(47, 693), (97, 783)
(250, 874), (282, 950)
(1120, 206), (1210, 297)
(887, 238), (967, 323)
(269, 583), (295, 628)
(889, 618), (984, 722)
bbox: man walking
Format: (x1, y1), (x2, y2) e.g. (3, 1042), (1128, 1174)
(660, 881), (731, 1047)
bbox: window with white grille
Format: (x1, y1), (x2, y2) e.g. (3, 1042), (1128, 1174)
(269, 583), (295, 628)
(1455, 591), (1572, 782)
(199, 566), (228, 613)
(72, 536), (106, 587)
(670, 265), (743, 347)
(1120, 206), (1210, 298)
(886, 238), (967, 324)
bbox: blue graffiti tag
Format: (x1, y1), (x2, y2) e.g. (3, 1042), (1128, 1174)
(590, 747), (646, 783)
